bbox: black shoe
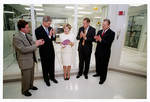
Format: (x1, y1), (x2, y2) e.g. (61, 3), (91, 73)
(64, 77), (67, 81)
(46, 81), (50, 86)
(99, 80), (104, 85)
(51, 79), (58, 83)
(23, 91), (32, 97)
(66, 77), (70, 80)
(84, 75), (88, 79)
(30, 86), (38, 90)
(93, 74), (100, 77)
(76, 75), (81, 78)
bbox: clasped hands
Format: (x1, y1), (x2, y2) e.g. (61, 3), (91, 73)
(35, 39), (45, 47)
(49, 29), (55, 37)
(80, 31), (86, 39)
(94, 35), (102, 42)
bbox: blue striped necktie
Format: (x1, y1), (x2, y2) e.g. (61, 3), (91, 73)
(46, 28), (49, 35)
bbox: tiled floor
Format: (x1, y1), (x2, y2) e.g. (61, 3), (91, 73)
(3, 44), (147, 74)
(3, 71), (146, 99)
(119, 47), (147, 69)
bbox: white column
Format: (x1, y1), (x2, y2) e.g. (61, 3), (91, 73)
(73, 4), (78, 69)
(30, 4), (36, 41)
(107, 4), (129, 69)
(100, 6), (108, 29)
(30, 4), (39, 72)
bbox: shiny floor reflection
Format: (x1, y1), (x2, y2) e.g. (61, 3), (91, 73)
(3, 71), (146, 99)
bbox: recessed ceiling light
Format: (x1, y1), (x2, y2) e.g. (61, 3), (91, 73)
(72, 15), (83, 17)
(4, 11), (15, 13)
(21, 4), (42, 7)
(78, 11), (92, 14)
(65, 6), (84, 10)
(129, 4), (144, 7)
(25, 7), (43, 11)
(94, 17), (101, 18)
(36, 13), (44, 15)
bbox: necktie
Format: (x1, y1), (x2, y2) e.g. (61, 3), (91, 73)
(46, 28), (49, 35)
(82, 28), (86, 45)
(101, 30), (105, 37)
(25, 34), (37, 63)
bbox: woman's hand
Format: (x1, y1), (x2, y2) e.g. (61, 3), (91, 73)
(60, 42), (66, 48)
(67, 42), (74, 47)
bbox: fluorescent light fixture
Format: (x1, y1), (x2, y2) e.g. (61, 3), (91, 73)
(78, 11), (92, 14)
(21, 4), (42, 7)
(65, 6), (84, 10)
(129, 4), (144, 6)
(4, 11), (15, 13)
(94, 17), (101, 18)
(72, 15), (83, 17)
(25, 7), (43, 11)
(36, 13), (44, 15)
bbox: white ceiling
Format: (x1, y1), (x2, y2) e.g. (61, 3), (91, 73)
(8, 4), (147, 19)
(8, 4), (107, 19)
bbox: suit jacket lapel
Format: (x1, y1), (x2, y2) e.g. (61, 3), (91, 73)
(102, 29), (110, 38)
(85, 26), (90, 37)
(41, 25), (49, 36)
(19, 32), (30, 45)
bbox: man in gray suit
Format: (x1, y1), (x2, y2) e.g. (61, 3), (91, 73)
(13, 20), (45, 97)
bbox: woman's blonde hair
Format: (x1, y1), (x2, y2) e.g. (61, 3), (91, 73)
(63, 23), (72, 30)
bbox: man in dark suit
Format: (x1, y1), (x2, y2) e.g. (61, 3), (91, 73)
(35, 16), (58, 87)
(13, 20), (45, 96)
(93, 19), (115, 85)
(76, 18), (96, 79)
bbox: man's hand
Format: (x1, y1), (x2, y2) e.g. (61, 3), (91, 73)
(49, 29), (53, 37)
(35, 39), (45, 47)
(52, 29), (55, 36)
(80, 31), (84, 38)
(94, 35), (102, 42)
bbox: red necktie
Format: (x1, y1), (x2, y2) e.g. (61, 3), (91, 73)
(101, 30), (105, 37)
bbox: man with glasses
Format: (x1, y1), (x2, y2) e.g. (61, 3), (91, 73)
(35, 15), (58, 87)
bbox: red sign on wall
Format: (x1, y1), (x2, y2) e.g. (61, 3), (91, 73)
(118, 11), (125, 15)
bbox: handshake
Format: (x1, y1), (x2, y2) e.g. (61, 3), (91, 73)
(35, 39), (45, 47)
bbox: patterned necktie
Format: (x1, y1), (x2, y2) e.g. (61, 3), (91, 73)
(82, 28), (86, 45)
(101, 30), (105, 37)
(46, 28), (49, 35)
(25, 34), (37, 63)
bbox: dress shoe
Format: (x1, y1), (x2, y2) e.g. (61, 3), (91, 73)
(51, 79), (58, 83)
(76, 75), (81, 78)
(84, 75), (88, 79)
(93, 74), (100, 77)
(23, 91), (32, 97)
(66, 77), (70, 80)
(64, 77), (67, 81)
(99, 80), (104, 85)
(46, 81), (50, 86)
(30, 86), (38, 90)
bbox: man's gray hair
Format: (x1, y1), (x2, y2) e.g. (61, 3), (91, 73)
(103, 19), (111, 25)
(43, 15), (51, 22)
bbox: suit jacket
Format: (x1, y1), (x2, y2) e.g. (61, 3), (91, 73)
(13, 32), (37, 69)
(35, 25), (56, 58)
(95, 28), (115, 58)
(76, 26), (96, 54)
